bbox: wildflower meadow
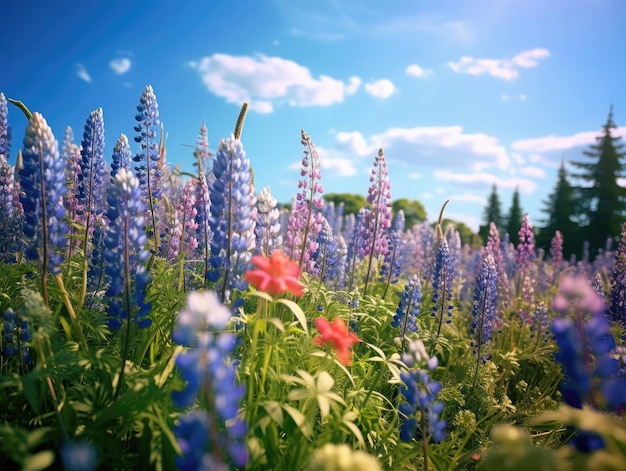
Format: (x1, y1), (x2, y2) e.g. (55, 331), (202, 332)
(1, 86), (626, 471)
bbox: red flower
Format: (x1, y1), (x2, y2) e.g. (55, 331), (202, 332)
(313, 317), (359, 365)
(244, 250), (305, 297)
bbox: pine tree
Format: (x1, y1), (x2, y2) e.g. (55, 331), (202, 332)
(505, 188), (523, 243)
(537, 159), (579, 259)
(570, 106), (626, 255)
(479, 184), (503, 242)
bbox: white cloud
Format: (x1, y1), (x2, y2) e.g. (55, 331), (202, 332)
(502, 93), (528, 101)
(364, 79), (396, 99)
(518, 166), (546, 178)
(448, 47), (550, 81)
(188, 53), (361, 112)
(444, 212), (482, 232)
(289, 147), (357, 177)
(512, 127), (626, 153)
(408, 172), (422, 179)
(109, 57), (132, 75)
(434, 170), (538, 194)
(449, 193), (487, 204)
(75, 63), (92, 83)
(406, 64), (433, 78)
(335, 126), (511, 170)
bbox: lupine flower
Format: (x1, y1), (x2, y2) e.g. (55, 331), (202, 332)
(469, 250), (498, 362)
(285, 130), (324, 275)
(244, 250), (305, 297)
(313, 317), (359, 365)
(609, 222), (626, 324)
(195, 120), (213, 176)
(516, 214), (535, 270)
(133, 85), (162, 252)
(255, 186), (282, 257)
(393, 275), (422, 338)
(431, 230), (454, 335)
(1, 307), (32, 366)
(0, 93), (10, 160)
(550, 230), (565, 277)
(551, 273), (626, 451)
(0, 152), (18, 261)
(380, 209), (405, 292)
(312, 218), (339, 283)
(62, 132), (83, 247)
(530, 301), (550, 345)
(60, 440), (98, 471)
(168, 178), (199, 260)
(207, 135), (257, 302)
(103, 168), (151, 330)
(487, 222), (510, 313)
(399, 339), (446, 444)
(361, 149), (392, 293)
(194, 173), (212, 283)
(110, 133), (132, 180)
(346, 207), (368, 291)
(172, 291), (247, 470)
(20, 112), (68, 277)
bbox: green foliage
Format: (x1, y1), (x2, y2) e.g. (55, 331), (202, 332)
(324, 193), (367, 215)
(392, 198), (427, 228)
(505, 189), (524, 243)
(479, 184), (504, 242)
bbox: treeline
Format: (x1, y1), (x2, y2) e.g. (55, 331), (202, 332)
(479, 106), (625, 260)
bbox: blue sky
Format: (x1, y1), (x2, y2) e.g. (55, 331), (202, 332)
(2, 0), (625, 231)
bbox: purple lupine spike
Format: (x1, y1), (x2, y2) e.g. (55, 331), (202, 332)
(0, 153), (19, 262)
(552, 273), (626, 451)
(313, 217), (339, 283)
(323, 200), (336, 235)
(195, 121), (213, 176)
(169, 179), (199, 260)
(487, 222), (510, 313)
(431, 228), (454, 336)
(194, 173), (212, 285)
(469, 249), (498, 364)
(172, 291), (247, 470)
(516, 214), (535, 271)
(103, 168), (151, 330)
(334, 202), (345, 236)
(609, 222), (626, 324)
(361, 149), (392, 294)
(530, 301), (550, 346)
(111, 134), (132, 180)
(341, 211), (355, 245)
(419, 222), (435, 281)
(392, 275), (422, 339)
(285, 130), (324, 275)
(380, 209), (405, 297)
(133, 85), (162, 253)
(0, 93), (11, 160)
(346, 206), (368, 291)
(20, 113), (68, 285)
(207, 135), (257, 302)
(77, 108), (106, 238)
(255, 186), (282, 257)
(399, 340), (446, 444)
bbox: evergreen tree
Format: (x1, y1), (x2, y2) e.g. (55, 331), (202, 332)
(479, 184), (503, 242)
(570, 106), (626, 255)
(537, 159), (579, 259)
(505, 188), (523, 243)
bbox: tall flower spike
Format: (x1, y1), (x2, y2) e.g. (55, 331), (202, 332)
(381, 209), (405, 297)
(133, 85), (162, 254)
(255, 186), (282, 258)
(111, 133), (132, 180)
(0, 151), (19, 261)
(103, 168), (151, 330)
(312, 217), (340, 284)
(609, 222), (626, 324)
(194, 172), (212, 285)
(361, 149), (392, 294)
(392, 275), (422, 340)
(172, 291), (247, 470)
(285, 129), (324, 275)
(20, 113), (68, 303)
(431, 227), (454, 337)
(207, 135), (257, 302)
(0, 92), (10, 160)
(487, 222), (510, 313)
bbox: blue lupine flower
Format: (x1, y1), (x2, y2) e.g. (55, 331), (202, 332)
(469, 250), (498, 361)
(207, 135), (257, 302)
(111, 133), (132, 180)
(194, 173), (212, 284)
(285, 130), (324, 275)
(399, 340), (446, 444)
(1, 308), (31, 366)
(60, 440), (98, 471)
(609, 222), (626, 324)
(393, 275), (422, 337)
(0, 151), (19, 261)
(313, 217), (339, 283)
(103, 168), (151, 330)
(551, 273), (626, 451)
(20, 112), (68, 276)
(487, 222), (510, 313)
(380, 209), (405, 289)
(431, 231), (454, 334)
(172, 291), (247, 470)
(0, 92), (10, 159)
(133, 85), (162, 252)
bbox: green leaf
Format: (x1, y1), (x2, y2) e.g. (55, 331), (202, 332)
(261, 401), (284, 427)
(277, 298), (309, 336)
(282, 404), (312, 438)
(22, 451), (55, 471)
(267, 317), (286, 333)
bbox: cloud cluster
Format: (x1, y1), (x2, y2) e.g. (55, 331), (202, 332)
(75, 63), (92, 83)
(448, 48), (550, 81)
(405, 64), (433, 78)
(110, 57), (132, 75)
(189, 53), (361, 113)
(364, 79), (396, 99)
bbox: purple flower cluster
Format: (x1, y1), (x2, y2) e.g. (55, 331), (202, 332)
(609, 222), (626, 324)
(255, 186), (282, 257)
(551, 273), (626, 451)
(380, 209), (405, 289)
(431, 231), (454, 333)
(470, 249), (498, 361)
(399, 340), (446, 444)
(172, 291), (247, 470)
(1, 307), (32, 366)
(111, 133), (132, 180)
(20, 113), (68, 276)
(207, 135), (257, 301)
(103, 168), (151, 330)
(285, 130), (324, 274)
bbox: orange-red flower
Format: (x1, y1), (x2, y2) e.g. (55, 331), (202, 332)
(244, 250), (305, 297)
(313, 317), (359, 365)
